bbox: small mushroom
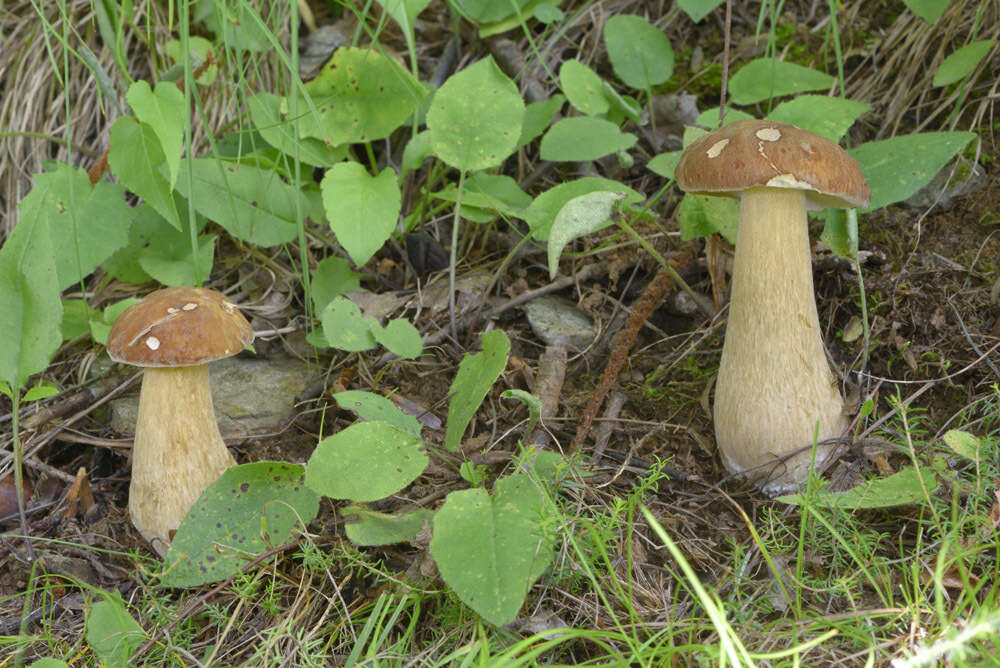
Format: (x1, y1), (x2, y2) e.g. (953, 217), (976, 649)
(107, 286), (254, 554)
(675, 119), (870, 492)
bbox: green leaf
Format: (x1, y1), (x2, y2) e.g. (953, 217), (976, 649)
(942, 429), (981, 462)
(343, 505), (434, 546)
(174, 158), (305, 246)
(524, 178), (642, 240)
(28, 660), (70, 668)
(676, 193), (739, 243)
(903, 0), (950, 23)
(86, 596), (146, 667)
(23, 383), (59, 402)
(433, 173), (531, 217)
(540, 117), (637, 162)
(560, 60), (609, 115)
(61, 298), (96, 341)
(137, 232), (215, 287)
(533, 3), (563, 23)
(501, 389), (542, 433)
(445, 330), (510, 451)
(126, 80), (185, 187)
(311, 256), (361, 314)
(728, 58), (836, 105)
(164, 36), (217, 85)
(374, 0), (432, 54)
(428, 57), (524, 172)
(604, 15), (674, 89)
(647, 151), (682, 179)
(765, 96), (870, 142)
(320, 297), (377, 352)
(306, 422), (428, 501)
(248, 92), (348, 167)
(16, 163), (132, 290)
(321, 162), (401, 266)
(849, 131), (976, 211)
(371, 318), (423, 359)
(518, 95), (565, 149)
(402, 130), (433, 174)
(197, 1), (270, 51)
(109, 117), (180, 231)
(90, 298), (140, 346)
(163, 462), (319, 587)
(547, 191), (625, 278)
(777, 466), (939, 509)
(0, 212), (62, 388)
(459, 0), (531, 22)
(933, 40), (997, 86)
(694, 106), (754, 130)
(677, 0), (724, 22)
(430, 474), (552, 625)
(295, 47), (426, 146)
(334, 390), (423, 437)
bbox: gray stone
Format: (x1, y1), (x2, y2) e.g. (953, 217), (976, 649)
(111, 356), (318, 438)
(522, 296), (595, 349)
(903, 159), (987, 210)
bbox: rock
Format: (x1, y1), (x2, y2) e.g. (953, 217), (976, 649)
(111, 356), (319, 438)
(522, 296), (595, 349)
(903, 158), (987, 211)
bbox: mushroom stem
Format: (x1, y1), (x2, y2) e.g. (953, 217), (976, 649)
(130, 364), (235, 555)
(714, 186), (847, 492)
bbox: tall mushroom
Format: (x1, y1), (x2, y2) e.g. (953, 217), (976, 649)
(675, 119), (870, 492)
(107, 286), (254, 554)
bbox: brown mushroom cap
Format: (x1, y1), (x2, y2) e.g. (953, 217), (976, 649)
(107, 287), (254, 367)
(675, 119), (871, 210)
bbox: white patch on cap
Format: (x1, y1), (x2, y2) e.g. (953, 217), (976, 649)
(800, 142), (814, 155)
(755, 127), (781, 142)
(765, 173), (813, 190)
(167, 307), (179, 314)
(222, 301), (236, 314)
(145, 336), (160, 350)
(705, 138), (730, 158)
(182, 302), (198, 311)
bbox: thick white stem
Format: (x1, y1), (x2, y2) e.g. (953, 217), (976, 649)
(130, 365), (235, 555)
(714, 187), (847, 492)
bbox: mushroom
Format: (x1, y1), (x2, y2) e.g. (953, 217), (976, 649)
(675, 119), (870, 493)
(107, 286), (254, 554)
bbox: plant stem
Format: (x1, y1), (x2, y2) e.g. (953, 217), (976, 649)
(449, 170), (466, 341)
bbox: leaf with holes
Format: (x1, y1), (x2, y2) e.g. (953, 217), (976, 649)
(547, 191), (625, 278)
(162, 463), (319, 587)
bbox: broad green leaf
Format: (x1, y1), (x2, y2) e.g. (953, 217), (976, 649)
(729, 58), (835, 105)
(430, 474), (552, 625)
(14, 163), (131, 290)
(248, 92), (348, 167)
(428, 57), (524, 171)
(604, 15), (674, 89)
(676, 193), (739, 243)
(0, 213), (62, 388)
(197, 1), (270, 51)
(371, 318), (423, 359)
(109, 117), (180, 231)
(777, 466), (939, 509)
(477, 0), (562, 36)
(933, 40), (997, 87)
(23, 383), (59, 402)
(164, 36), (217, 85)
(766, 96), (870, 141)
(903, 0), (950, 22)
(102, 203), (169, 284)
(525, 178), (642, 240)
(295, 47), (426, 145)
(445, 330), (510, 451)
(320, 297), (377, 351)
(374, 0), (432, 54)
(28, 660), (70, 668)
(163, 463), (320, 587)
(540, 117), (637, 161)
(518, 95), (565, 148)
(342, 505), (433, 546)
(432, 173), (531, 217)
(306, 422), (428, 501)
(459, 0), (531, 22)
(174, 158), (305, 246)
(647, 151), (682, 179)
(819, 208), (856, 259)
(126, 80), (185, 187)
(86, 596), (145, 667)
(533, 3), (563, 22)
(402, 130), (433, 174)
(942, 429), (981, 462)
(90, 297), (140, 345)
(61, 298), (96, 341)
(695, 106), (754, 130)
(560, 60), (609, 115)
(334, 390), (423, 437)
(677, 0), (724, 22)
(311, 256), (361, 314)
(849, 131), (976, 211)
(547, 191), (625, 278)
(321, 162), (401, 266)
(137, 233), (215, 287)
